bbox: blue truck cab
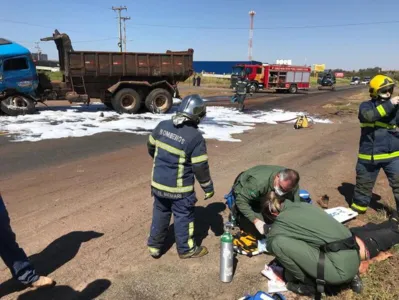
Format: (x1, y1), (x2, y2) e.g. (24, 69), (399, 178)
(0, 38), (38, 97)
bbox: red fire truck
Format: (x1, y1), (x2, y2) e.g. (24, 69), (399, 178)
(230, 63), (311, 94)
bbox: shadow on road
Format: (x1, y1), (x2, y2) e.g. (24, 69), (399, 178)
(17, 279), (111, 300)
(0, 231), (104, 299)
(194, 202), (226, 246)
(162, 202), (226, 254)
(337, 182), (392, 213)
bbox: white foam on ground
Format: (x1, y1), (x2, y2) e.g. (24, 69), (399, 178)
(0, 101), (331, 143)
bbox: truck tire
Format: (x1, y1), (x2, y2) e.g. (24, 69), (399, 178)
(249, 83), (258, 93)
(1, 95), (36, 116)
(289, 85), (298, 94)
(145, 88), (172, 113)
(111, 88), (141, 114)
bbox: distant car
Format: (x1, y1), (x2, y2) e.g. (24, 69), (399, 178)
(350, 77), (360, 85)
(361, 77), (371, 85)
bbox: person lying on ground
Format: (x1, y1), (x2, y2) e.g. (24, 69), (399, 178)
(225, 165), (301, 240)
(262, 191), (399, 297)
(0, 193), (55, 289)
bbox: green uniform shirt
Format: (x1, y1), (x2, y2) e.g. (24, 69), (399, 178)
(268, 200), (352, 249)
(267, 201), (360, 284)
(233, 165), (301, 222)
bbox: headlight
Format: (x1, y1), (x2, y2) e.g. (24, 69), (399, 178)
(18, 80), (32, 87)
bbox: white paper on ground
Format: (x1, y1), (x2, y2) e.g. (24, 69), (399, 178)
(261, 263), (288, 293)
(325, 206), (359, 223)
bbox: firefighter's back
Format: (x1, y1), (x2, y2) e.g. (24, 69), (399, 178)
(151, 119), (203, 198)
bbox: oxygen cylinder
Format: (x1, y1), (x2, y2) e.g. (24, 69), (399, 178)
(220, 222), (234, 283)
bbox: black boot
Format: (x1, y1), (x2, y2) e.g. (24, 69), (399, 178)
(286, 281), (316, 297)
(350, 274), (363, 294)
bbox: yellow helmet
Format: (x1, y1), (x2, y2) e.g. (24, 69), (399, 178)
(369, 75), (395, 99)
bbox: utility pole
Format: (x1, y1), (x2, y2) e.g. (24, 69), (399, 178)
(34, 42), (42, 61)
(121, 16), (131, 52)
(112, 6), (127, 52)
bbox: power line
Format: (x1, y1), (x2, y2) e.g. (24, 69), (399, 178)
(127, 20), (399, 30)
(0, 18), (81, 32)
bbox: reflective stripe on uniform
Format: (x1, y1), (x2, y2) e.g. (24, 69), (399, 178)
(187, 222), (194, 249)
(376, 104), (387, 117)
(177, 157), (186, 187)
(191, 154), (208, 164)
(351, 203), (368, 212)
(360, 122), (396, 129)
(151, 181), (194, 193)
(200, 180), (213, 188)
(155, 140), (186, 157)
(358, 151), (399, 161)
(149, 135), (156, 145)
(148, 246), (160, 255)
(151, 147), (159, 182)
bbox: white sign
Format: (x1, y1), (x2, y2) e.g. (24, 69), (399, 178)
(325, 206), (358, 223)
(276, 59), (292, 65)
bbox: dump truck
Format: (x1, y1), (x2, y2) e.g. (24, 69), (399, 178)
(40, 30), (194, 114)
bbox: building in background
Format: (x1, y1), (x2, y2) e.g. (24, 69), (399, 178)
(31, 52), (48, 61)
(193, 60), (262, 75)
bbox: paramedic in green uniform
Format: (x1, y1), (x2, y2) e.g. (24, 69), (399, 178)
(265, 196), (362, 297)
(231, 165), (301, 239)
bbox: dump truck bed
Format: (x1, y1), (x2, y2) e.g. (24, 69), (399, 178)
(67, 50), (193, 81)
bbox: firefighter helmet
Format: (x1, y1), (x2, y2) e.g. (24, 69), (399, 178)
(177, 94), (206, 123)
(369, 75), (395, 99)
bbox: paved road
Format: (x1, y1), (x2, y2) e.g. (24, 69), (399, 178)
(0, 86), (363, 177)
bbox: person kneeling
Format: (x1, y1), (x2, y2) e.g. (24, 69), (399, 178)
(226, 165), (300, 240)
(263, 192), (399, 297)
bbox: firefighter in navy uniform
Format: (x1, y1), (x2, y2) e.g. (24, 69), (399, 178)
(233, 71), (251, 112)
(351, 75), (399, 214)
(147, 94), (214, 259)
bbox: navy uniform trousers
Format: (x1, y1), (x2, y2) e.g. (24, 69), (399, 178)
(0, 194), (38, 284)
(353, 159), (399, 213)
(147, 193), (197, 255)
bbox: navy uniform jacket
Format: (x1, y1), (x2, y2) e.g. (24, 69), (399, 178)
(358, 99), (399, 163)
(147, 119), (214, 199)
(236, 79), (250, 95)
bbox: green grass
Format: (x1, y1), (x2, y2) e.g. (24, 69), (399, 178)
(183, 76), (231, 88)
(38, 71), (63, 81)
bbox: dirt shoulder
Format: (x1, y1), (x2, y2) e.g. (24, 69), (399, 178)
(0, 88), (397, 300)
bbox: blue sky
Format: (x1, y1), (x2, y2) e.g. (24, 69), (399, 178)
(2, 0), (398, 70)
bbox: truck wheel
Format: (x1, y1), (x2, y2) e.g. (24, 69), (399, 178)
(289, 85), (298, 94)
(145, 88), (172, 113)
(111, 88), (141, 114)
(1, 95), (36, 116)
(249, 83), (258, 93)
